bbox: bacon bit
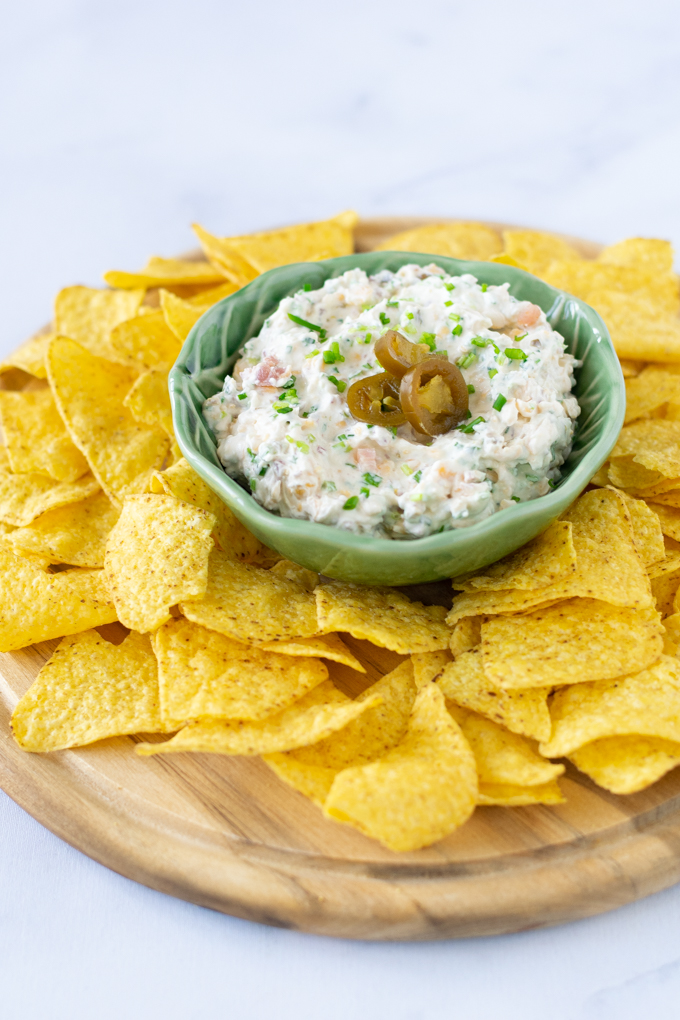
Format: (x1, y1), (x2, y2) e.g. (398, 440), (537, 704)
(254, 354), (288, 387)
(515, 303), (541, 327)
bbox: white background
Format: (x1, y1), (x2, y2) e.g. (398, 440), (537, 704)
(2, 2), (680, 1017)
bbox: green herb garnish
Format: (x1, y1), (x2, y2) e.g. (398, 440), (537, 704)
(343, 496), (359, 510)
(492, 394), (507, 411)
(288, 312), (327, 339)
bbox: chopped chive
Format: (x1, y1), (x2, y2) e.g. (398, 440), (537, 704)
(488, 368), (498, 379)
(463, 409), (472, 419)
(505, 348), (528, 361)
(362, 472), (381, 487)
(387, 426), (398, 437)
(280, 376), (296, 389)
(274, 404), (292, 414)
(360, 487), (370, 497)
(322, 341), (345, 365)
(467, 384), (475, 394)
(303, 282), (311, 291)
(456, 352), (477, 369)
(328, 375), (346, 393)
(413, 470), (422, 483)
(444, 300), (453, 307)
(343, 496), (359, 510)
(238, 392), (247, 400)
(288, 312), (327, 339)
(386, 300), (399, 308)
(411, 493), (423, 502)
(445, 283), (455, 291)
(247, 448), (256, 461)
(401, 464), (413, 475)
(406, 312), (414, 320)
(322, 480), (336, 491)
(457, 416), (485, 433)
(259, 466), (267, 476)
(493, 394), (507, 411)
(304, 349), (320, 358)
(249, 478), (257, 492)
(451, 323), (462, 335)
(511, 495), (520, 502)
(514, 332), (528, 341)
(379, 311), (390, 326)
(526, 474), (540, 482)
(481, 282), (488, 292)
(420, 332), (436, 351)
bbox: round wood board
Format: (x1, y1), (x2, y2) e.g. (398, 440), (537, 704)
(2, 217), (679, 942)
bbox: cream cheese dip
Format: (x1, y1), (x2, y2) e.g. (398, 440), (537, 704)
(203, 264), (580, 539)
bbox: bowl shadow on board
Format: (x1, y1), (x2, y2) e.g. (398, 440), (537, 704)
(170, 251), (624, 587)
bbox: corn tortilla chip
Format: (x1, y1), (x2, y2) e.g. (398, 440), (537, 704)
(436, 650), (552, 742)
(451, 521), (576, 591)
(544, 260), (679, 316)
(192, 224), (260, 286)
(650, 562), (680, 618)
(501, 229), (582, 275)
(624, 368), (680, 424)
(620, 359), (646, 378)
(477, 780), (565, 806)
(160, 284), (238, 343)
(648, 489), (680, 508)
(105, 493), (214, 632)
(264, 754), (338, 807)
(448, 489), (652, 623)
(123, 369), (173, 439)
(154, 617), (328, 723)
(447, 703), (564, 787)
(136, 680), (381, 757)
(599, 237), (674, 275)
(481, 599), (664, 690)
(212, 211), (358, 275)
(0, 388), (89, 482)
(257, 633), (365, 672)
(104, 256), (224, 290)
(108, 310), (182, 371)
(612, 420), (680, 479)
(0, 545), (116, 651)
(11, 630), (167, 751)
(608, 458), (664, 491)
(269, 558), (319, 591)
(47, 336), (170, 503)
(449, 616), (483, 657)
(411, 650), (452, 689)
(8, 490), (119, 567)
(590, 290), (680, 363)
(150, 457), (268, 562)
(647, 502), (680, 543)
(324, 685), (477, 852)
(616, 490), (665, 566)
(316, 580), (449, 653)
(54, 286), (144, 359)
(180, 550), (318, 643)
(374, 221), (501, 261)
(540, 655), (680, 758)
(569, 734), (680, 794)
(291, 661), (416, 770)
(0, 330), (52, 380)
(0, 448), (99, 526)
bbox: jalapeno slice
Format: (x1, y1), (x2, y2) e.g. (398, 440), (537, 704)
(400, 358), (469, 436)
(374, 330), (436, 378)
(347, 371), (407, 426)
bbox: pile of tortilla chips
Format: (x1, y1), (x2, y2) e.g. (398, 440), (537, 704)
(6, 214), (680, 853)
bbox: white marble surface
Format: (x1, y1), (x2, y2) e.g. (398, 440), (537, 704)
(3, 1), (680, 1017)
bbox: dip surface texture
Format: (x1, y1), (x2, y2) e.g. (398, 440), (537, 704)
(203, 265), (580, 539)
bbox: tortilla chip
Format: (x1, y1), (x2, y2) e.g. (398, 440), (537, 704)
(451, 521), (576, 591)
(449, 616), (483, 657)
(150, 457), (268, 562)
(608, 458), (664, 491)
(616, 491), (665, 566)
(0, 545), (116, 651)
(448, 703), (564, 787)
(323, 685), (477, 852)
(0, 449), (99, 526)
(619, 359), (646, 378)
(447, 489), (652, 623)
(0, 330), (52, 380)
(291, 661), (416, 770)
(104, 256), (224, 290)
(263, 754), (339, 806)
(316, 580), (449, 654)
(544, 260), (679, 316)
(411, 650), (452, 689)
(11, 630), (167, 751)
(612, 420), (680, 479)
(599, 238), (675, 276)
(624, 368), (680, 424)
(648, 489), (680, 508)
(269, 558), (319, 591)
(207, 210), (359, 275)
(481, 599), (664, 690)
(501, 230), (582, 275)
(154, 617), (328, 723)
(647, 502), (680, 543)
(160, 283), (239, 343)
(569, 734), (680, 794)
(587, 290), (680, 363)
(192, 224), (260, 286)
(54, 286), (144, 359)
(105, 493), (214, 632)
(136, 680), (381, 757)
(540, 655), (680, 758)
(374, 221), (501, 261)
(257, 633), (365, 672)
(7, 490), (119, 567)
(650, 560), (680, 617)
(123, 369), (173, 439)
(0, 388), (89, 482)
(108, 310), (182, 371)
(436, 650), (552, 742)
(180, 549), (318, 643)
(47, 336), (170, 503)
(477, 780), (565, 806)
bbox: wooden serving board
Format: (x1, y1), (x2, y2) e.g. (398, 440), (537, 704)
(2, 217), (677, 942)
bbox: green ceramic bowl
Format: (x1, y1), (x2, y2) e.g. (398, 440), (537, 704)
(170, 252), (624, 585)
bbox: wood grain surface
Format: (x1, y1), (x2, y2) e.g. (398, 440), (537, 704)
(3, 217), (678, 942)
